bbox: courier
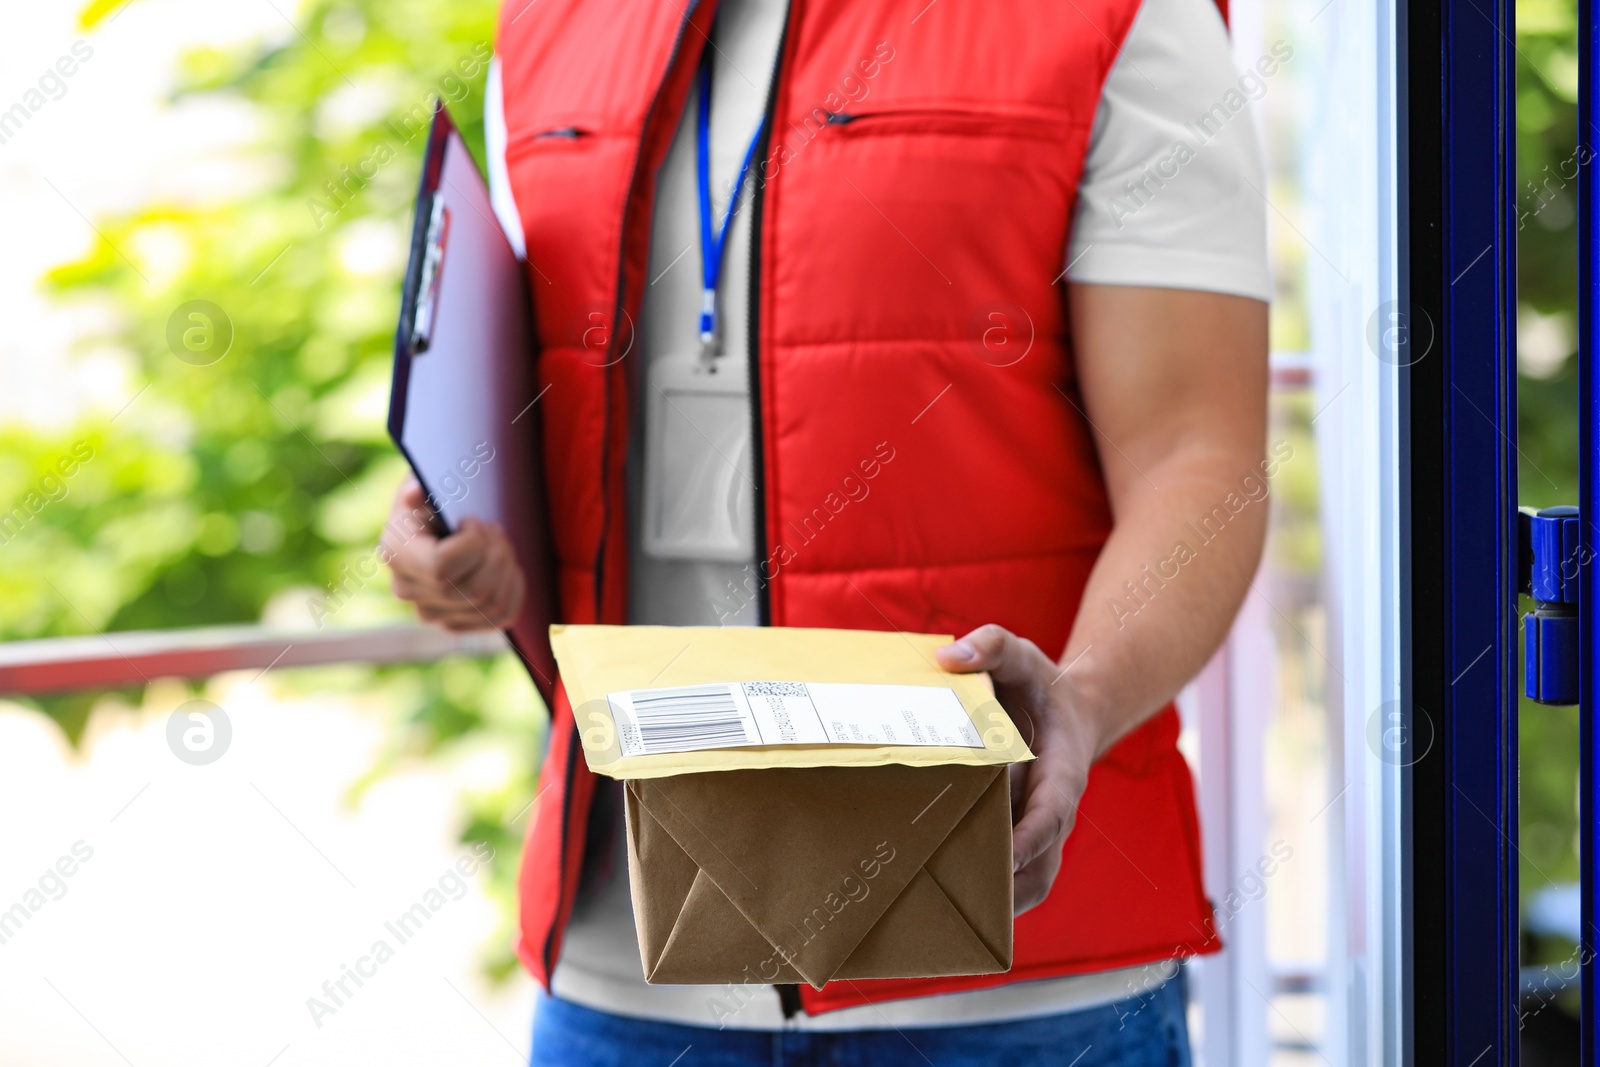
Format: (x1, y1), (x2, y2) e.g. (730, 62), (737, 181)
(550, 624), (1036, 988)
(385, 0), (1270, 1049)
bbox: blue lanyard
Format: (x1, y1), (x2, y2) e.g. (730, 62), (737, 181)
(697, 54), (766, 360)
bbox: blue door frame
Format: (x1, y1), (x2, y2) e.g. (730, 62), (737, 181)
(1405, 0), (1520, 1058)
(1581, 0), (1600, 1055)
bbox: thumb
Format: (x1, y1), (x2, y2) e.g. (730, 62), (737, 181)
(935, 637), (984, 674)
(399, 477), (429, 507)
(937, 624), (1041, 688)
(394, 477), (438, 521)
(382, 477), (439, 557)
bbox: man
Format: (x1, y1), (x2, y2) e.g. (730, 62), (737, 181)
(385, 0), (1271, 1060)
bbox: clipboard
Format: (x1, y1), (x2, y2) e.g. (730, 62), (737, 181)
(389, 102), (557, 706)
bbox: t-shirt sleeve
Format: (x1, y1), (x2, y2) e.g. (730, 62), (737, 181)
(484, 57), (528, 261)
(1066, 0), (1275, 303)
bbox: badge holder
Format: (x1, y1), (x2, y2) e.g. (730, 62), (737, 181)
(639, 354), (753, 561)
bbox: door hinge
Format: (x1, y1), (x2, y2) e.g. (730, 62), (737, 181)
(1520, 505), (1580, 705)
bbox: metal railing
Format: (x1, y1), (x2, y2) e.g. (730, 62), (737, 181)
(0, 622), (507, 696)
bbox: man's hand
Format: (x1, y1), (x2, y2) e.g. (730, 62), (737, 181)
(382, 477), (526, 632)
(936, 624), (1100, 916)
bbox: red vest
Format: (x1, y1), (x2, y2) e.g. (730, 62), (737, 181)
(497, 0), (1221, 1015)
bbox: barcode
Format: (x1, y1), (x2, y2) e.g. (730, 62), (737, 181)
(629, 684), (752, 753)
(742, 681), (807, 698)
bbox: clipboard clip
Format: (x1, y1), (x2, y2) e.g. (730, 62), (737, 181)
(411, 194), (451, 354)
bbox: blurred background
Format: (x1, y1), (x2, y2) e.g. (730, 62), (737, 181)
(0, 2), (543, 1063)
(0, 0), (1577, 1063)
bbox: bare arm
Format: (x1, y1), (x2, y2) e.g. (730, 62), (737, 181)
(937, 284), (1270, 912)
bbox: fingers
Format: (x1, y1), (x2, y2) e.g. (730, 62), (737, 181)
(489, 559), (527, 624)
(416, 602), (495, 629)
(387, 476), (438, 539)
(396, 475), (427, 510)
(1012, 783), (1074, 874)
(460, 555), (524, 628)
(437, 523), (520, 606)
(436, 518), (493, 585)
(1010, 746), (1083, 889)
(382, 476), (526, 631)
(382, 478), (441, 570)
(1014, 847), (1064, 915)
(1011, 784), (1072, 914)
(1006, 762), (1028, 813)
(385, 524), (441, 579)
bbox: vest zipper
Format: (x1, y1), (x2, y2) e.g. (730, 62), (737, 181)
(823, 107), (1071, 140)
(596, 0), (706, 620)
(752, 0), (800, 1016)
(747, 0), (797, 629)
(506, 123), (600, 151)
(777, 982), (804, 1020)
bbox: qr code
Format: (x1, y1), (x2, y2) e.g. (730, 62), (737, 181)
(742, 681), (807, 698)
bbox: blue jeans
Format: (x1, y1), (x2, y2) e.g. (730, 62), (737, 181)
(530, 972), (1191, 1067)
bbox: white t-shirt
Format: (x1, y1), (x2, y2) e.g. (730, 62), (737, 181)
(486, 0), (1268, 1031)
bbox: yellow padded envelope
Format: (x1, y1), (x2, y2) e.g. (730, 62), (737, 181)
(552, 624), (1035, 779)
(550, 624), (1036, 989)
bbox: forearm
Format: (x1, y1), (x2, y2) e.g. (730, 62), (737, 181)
(939, 285), (1267, 907)
(1061, 447), (1272, 759)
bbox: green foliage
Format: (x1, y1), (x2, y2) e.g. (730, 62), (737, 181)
(16, 0), (497, 646)
(2, 0), (543, 979)
(1517, 0), (1582, 429)
(1515, 0), (1584, 944)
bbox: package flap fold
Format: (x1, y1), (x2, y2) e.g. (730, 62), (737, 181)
(629, 762), (1014, 988)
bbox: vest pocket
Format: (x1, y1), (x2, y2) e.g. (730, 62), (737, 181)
(820, 107), (1073, 143)
(507, 124), (601, 151)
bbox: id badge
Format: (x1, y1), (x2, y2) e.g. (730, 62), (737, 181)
(640, 353), (754, 562)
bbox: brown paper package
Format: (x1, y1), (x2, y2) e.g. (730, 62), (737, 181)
(625, 761), (1014, 989)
